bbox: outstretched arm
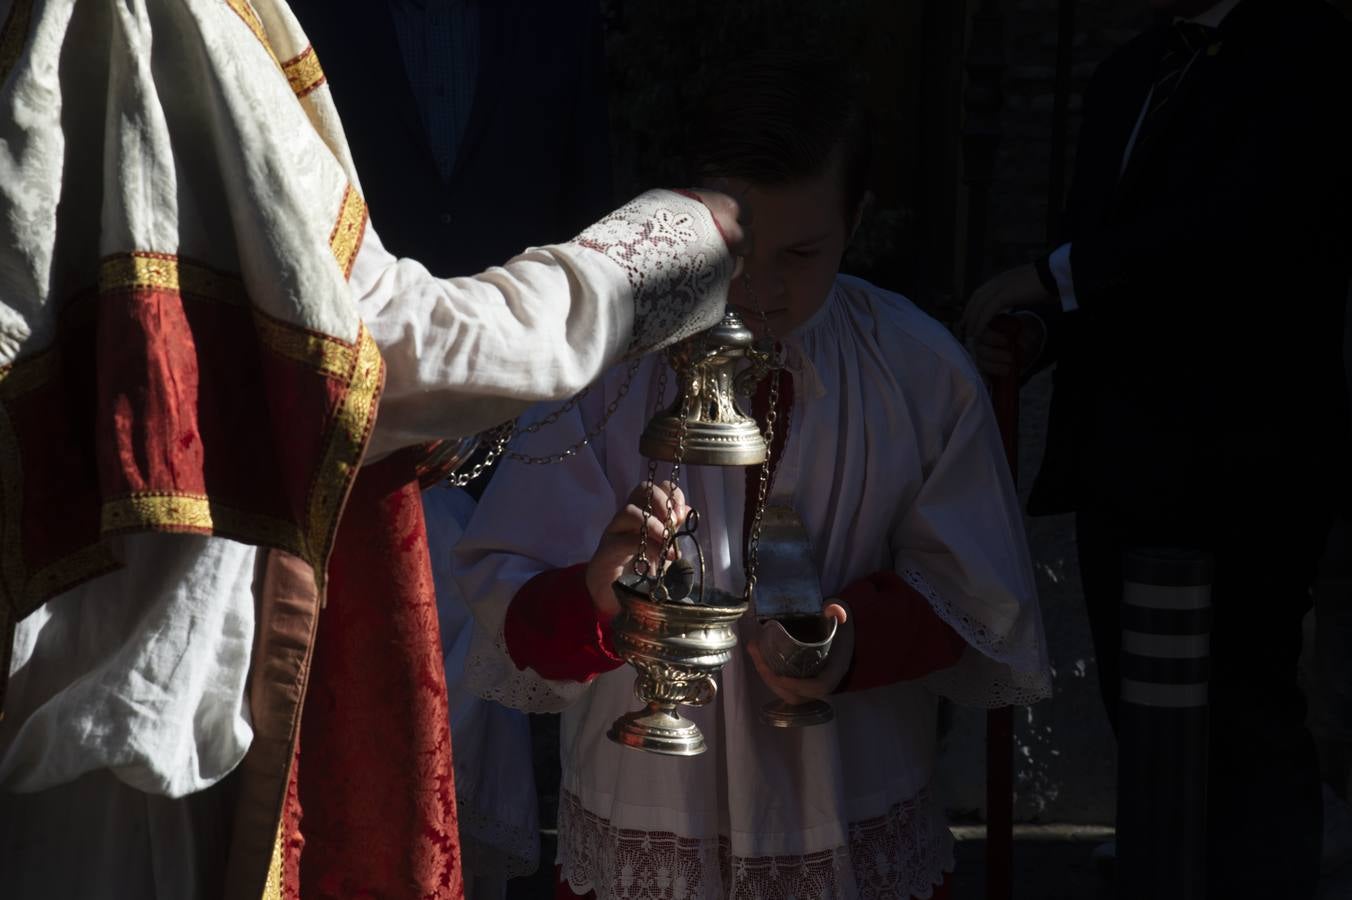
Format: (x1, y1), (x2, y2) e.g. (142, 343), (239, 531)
(356, 190), (742, 460)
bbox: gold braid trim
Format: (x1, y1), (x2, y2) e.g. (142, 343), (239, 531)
(0, 0), (32, 85)
(225, 0), (280, 67)
(282, 44), (326, 99)
(101, 493), (305, 556)
(328, 186), (368, 280)
(253, 310), (357, 381)
(262, 818), (285, 900)
(99, 253), (248, 306)
(102, 493), (214, 532)
(303, 326), (381, 588)
(100, 253), (180, 293)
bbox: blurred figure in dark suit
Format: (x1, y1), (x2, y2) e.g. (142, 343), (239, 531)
(963, 1), (1352, 896)
(291, 0), (613, 275)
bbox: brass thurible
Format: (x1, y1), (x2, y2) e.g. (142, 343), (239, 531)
(607, 306), (781, 757)
(638, 308), (771, 468)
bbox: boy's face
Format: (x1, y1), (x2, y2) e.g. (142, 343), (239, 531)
(714, 162), (858, 338)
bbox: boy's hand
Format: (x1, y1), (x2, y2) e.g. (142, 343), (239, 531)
(747, 603), (855, 704)
(585, 481), (689, 619)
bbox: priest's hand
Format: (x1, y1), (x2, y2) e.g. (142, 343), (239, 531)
(585, 481), (689, 619)
(684, 189), (749, 277)
(747, 603), (855, 704)
(960, 263), (1053, 346)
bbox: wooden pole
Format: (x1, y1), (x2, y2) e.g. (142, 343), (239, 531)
(985, 315), (1021, 900)
(962, 1), (1013, 895)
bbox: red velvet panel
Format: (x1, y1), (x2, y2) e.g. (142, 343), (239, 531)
(504, 563), (623, 683)
(294, 450), (464, 899)
(836, 570), (968, 693)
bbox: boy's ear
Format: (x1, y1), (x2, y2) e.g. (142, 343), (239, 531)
(848, 191), (873, 245)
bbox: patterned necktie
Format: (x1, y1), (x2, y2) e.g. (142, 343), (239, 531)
(1130, 21), (1221, 164)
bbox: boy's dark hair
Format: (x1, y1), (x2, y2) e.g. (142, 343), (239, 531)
(689, 52), (872, 223)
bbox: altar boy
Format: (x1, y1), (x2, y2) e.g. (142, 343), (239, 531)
(454, 54), (1050, 899)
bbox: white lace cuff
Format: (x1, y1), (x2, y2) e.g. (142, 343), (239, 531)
(463, 616), (590, 714)
(902, 567), (1053, 708)
(572, 190), (733, 357)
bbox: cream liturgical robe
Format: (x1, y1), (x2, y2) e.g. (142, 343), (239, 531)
(0, 0), (733, 896)
(454, 276), (1052, 900)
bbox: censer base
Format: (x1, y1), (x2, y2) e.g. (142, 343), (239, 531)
(608, 705), (707, 757)
(761, 699), (834, 729)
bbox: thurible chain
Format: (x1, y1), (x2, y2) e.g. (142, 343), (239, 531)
(446, 358), (644, 487)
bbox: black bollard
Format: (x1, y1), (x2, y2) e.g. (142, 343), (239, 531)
(1116, 548), (1213, 900)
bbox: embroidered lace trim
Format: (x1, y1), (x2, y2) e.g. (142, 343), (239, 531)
(573, 191), (732, 356)
(464, 619), (588, 713)
(901, 566), (1052, 708)
(455, 794), (540, 881)
(558, 787), (954, 900)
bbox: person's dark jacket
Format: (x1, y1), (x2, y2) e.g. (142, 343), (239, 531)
(1029, 0), (1352, 520)
(289, 0), (613, 276)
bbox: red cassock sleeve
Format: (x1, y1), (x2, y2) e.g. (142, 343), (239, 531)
(503, 563), (625, 683)
(835, 569), (970, 693)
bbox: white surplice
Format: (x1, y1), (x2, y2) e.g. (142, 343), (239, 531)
(455, 276), (1051, 900)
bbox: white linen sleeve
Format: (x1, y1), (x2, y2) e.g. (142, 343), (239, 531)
(891, 361), (1052, 708)
(353, 190), (731, 461)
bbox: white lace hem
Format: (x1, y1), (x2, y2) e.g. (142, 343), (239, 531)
(456, 795), (541, 881)
(558, 787), (955, 900)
